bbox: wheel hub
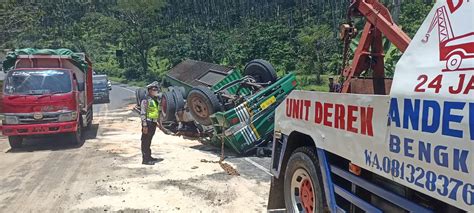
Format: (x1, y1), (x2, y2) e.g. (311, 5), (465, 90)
(290, 168), (316, 213)
(300, 179), (314, 212)
(191, 97), (209, 118)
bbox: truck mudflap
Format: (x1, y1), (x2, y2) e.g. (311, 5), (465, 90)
(2, 121), (78, 136)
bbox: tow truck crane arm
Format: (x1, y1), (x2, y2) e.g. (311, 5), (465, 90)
(341, 0), (411, 94)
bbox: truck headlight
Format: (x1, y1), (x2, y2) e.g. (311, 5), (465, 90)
(58, 112), (78, 122)
(4, 115), (19, 125)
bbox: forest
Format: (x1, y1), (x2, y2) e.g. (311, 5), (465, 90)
(0, 0), (434, 90)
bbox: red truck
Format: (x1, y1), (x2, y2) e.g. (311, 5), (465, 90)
(1, 49), (94, 148)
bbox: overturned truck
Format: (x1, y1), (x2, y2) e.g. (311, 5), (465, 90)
(136, 59), (297, 155)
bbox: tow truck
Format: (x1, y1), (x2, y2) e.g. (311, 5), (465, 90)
(268, 0), (473, 212)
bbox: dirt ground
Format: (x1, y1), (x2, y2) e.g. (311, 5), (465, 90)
(0, 104), (271, 212)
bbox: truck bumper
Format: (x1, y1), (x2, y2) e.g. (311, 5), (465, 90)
(1, 121), (78, 136)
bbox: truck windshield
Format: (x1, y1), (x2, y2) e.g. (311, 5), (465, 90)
(93, 80), (107, 89)
(3, 69), (72, 95)
(93, 76), (108, 89)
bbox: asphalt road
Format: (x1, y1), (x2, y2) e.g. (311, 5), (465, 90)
(0, 83), (273, 211)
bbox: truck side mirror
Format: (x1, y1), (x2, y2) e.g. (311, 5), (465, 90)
(77, 82), (85, 92)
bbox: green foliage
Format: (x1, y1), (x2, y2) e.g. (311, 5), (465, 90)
(0, 0), (432, 91)
(297, 24), (339, 84)
(399, 0), (435, 37)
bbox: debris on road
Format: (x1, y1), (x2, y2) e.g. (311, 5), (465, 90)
(0, 103), (269, 212)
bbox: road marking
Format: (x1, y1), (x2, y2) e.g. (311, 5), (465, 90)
(244, 158), (272, 176)
(115, 85), (136, 94)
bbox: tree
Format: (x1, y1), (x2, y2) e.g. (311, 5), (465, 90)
(0, 0), (433, 90)
(297, 24), (337, 84)
(115, 0), (166, 79)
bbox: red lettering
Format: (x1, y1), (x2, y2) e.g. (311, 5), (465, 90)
(449, 74), (465, 94)
(286, 98), (292, 117)
(427, 75), (443, 93)
(334, 104), (345, 130)
(447, 0), (464, 13)
(323, 103), (333, 127)
(463, 75), (474, 94)
(292, 99), (300, 119)
(314, 102), (323, 124)
(304, 100), (311, 121)
(347, 105), (358, 133)
(299, 99), (304, 119)
(415, 75), (428, 92)
(360, 107), (374, 136)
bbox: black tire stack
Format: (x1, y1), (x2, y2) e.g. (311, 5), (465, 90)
(160, 86), (186, 122)
(135, 88), (148, 107)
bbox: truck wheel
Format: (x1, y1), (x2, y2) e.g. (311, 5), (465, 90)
(8, 136), (23, 149)
(136, 88), (147, 106)
(174, 86), (186, 99)
(284, 147), (325, 213)
(161, 91), (177, 121)
(71, 122), (84, 145)
(171, 87), (185, 111)
(187, 86), (222, 126)
(244, 59), (278, 84)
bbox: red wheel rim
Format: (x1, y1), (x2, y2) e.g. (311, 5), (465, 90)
(300, 179), (314, 213)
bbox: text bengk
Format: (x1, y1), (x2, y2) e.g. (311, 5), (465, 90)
(388, 98), (472, 173)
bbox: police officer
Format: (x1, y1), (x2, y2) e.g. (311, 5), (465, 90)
(140, 81), (162, 165)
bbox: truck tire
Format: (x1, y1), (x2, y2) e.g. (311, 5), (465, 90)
(284, 146), (325, 213)
(244, 59), (278, 84)
(70, 121), (84, 145)
(161, 91), (177, 121)
(171, 87), (185, 111)
(136, 88), (147, 106)
(8, 136), (23, 149)
(174, 86), (186, 99)
(187, 86), (222, 126)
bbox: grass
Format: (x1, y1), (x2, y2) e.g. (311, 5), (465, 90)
(295, 74), (333, 92)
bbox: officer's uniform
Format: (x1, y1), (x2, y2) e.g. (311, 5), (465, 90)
(140, 83), (161, 164)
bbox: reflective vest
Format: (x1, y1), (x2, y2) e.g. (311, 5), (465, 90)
(146, 98), (160, 120)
